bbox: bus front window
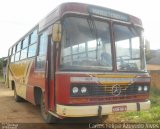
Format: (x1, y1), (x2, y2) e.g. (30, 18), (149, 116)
(114, 24), (146, 71)
(60, 17), (112, 71)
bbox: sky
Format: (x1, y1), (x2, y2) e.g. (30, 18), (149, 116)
(0, 0), (159, 58)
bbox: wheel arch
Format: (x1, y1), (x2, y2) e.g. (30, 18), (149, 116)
(34, 86), (42, 105)
(11, 80), (15, 90)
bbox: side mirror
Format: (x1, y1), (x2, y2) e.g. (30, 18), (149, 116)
(52, 23), (62, 42)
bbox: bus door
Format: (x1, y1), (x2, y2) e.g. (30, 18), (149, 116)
(46, 35), (56, 111)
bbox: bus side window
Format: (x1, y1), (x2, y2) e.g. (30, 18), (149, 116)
(22, 36), (29, 49)
(30, 30), (38, 45)
(36, 33), (47, 70)
(12, 46), (16, 54)
(16, 42), (21, 52)
(28, 29), (38, 58)
(11, 55), (15, 62)
(20, 36), (29, 60)
(28, 43), (37, 58)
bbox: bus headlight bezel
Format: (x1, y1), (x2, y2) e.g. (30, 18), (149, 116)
(144, 85), (148, 92)
(138, 86), (143, 92)
(72, 87), (79, 94)
(81, 87), (87, 94)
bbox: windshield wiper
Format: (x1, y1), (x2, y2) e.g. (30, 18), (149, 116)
(130, 23), (141, 36)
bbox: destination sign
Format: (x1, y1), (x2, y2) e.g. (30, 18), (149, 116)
(88, 5), (129, 22)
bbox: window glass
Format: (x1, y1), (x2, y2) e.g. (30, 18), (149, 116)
(12, 46), (16, 54)
(16, 42), (21, 52)
(30, 30), (38, 44)
(39, 33), (47, 56)
(15, 52), (20, 61)
(9, 48), (12, 56)
(20, 48), (28, 60)
(28, 43), (37, 57)
(22, 36), (29, 49)
(87, 40), (96, 51)
(36, 32), (47, 70)
(11, 55), (15, 62)
(36, 56), (46, 70)
(72, 45), (78, 54)
(60, 17), (112, 71)
(114, 24), (144, 71)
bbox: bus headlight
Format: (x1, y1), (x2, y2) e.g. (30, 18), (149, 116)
(138, 86), (142, 92)
(144, 86), (148, 91)
(72, 87), (79, 94)
(81, 87), (87, 93)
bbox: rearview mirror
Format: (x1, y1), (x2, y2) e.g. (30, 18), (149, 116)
(52, 23), (61, 43)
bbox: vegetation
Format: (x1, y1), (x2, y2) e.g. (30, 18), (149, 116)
(145, 39), (151, 61)
(0, 75), (4, 82)
(117, 86), (160, 123)
(0, 57), (6, 83)
(0, 58), (3, 76)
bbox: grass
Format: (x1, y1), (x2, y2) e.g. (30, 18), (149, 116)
(0, 75), (4, 83)
(117, 86), (160, 123)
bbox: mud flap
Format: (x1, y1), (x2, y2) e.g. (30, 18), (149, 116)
(136, 102), (140, 111)
(98, 105), (102, 118)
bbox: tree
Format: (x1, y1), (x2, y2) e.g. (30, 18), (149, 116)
(0, 58), (3, 76)
(145, 39), (151, 61)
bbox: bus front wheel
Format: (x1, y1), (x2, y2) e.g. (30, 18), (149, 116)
(40, 94), (57, 123)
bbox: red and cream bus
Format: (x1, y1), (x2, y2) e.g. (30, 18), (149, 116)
(7, 2), (150, 123)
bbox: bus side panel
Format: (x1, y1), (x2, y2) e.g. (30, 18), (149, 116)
(26, 85), (35, 104)
(26, 61), (45, 105)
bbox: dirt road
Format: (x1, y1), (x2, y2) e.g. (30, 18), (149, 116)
(0, 84), (43, 123)
(0, 83), (117, 129)
(0, 83), (100, 129)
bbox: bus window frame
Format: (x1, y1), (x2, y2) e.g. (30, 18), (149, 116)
(28, 29), (38, 58)
(59, 14), (114, 72)
(35, 31), (48, 71)
(112, 21), (145, 72)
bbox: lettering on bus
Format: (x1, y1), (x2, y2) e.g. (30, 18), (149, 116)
(88, 5), (129, 22)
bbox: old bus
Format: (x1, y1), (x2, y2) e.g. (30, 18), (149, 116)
(7, 3), (150, 123)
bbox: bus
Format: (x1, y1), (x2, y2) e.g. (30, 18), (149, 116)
(6, 2), (151, 123)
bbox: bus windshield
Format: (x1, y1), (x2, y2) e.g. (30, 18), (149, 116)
(114, 24), (145, 71)
(60, 16), (145, 72)
(60, 17), (112, 71)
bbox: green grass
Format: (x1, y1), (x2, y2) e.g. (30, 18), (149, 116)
(117, 87), (160, 123)
(0, 75), (4, 83)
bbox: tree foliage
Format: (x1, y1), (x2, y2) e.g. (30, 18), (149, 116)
(145, 39), (151, 61)
(0, 58), (3, 75)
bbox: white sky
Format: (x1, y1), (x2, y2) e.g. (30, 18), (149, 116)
(0, 0), (159, 58)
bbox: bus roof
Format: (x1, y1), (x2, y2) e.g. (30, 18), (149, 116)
(10, 2), (142, 49)
(39, 2), (142, 31)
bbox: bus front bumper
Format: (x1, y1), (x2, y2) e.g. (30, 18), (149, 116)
(56, 100), (150, 117)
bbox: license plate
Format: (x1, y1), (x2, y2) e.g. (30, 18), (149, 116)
(112, 105), (127, 112)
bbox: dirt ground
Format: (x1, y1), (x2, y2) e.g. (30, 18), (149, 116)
(0, 83), (116, 129)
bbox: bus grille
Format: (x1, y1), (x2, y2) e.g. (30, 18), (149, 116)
(70, 83), (145, 97)
(91, 84), (136, 96)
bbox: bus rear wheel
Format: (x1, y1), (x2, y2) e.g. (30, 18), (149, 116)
(14, 88), (23, 102)
(40, 94), (57, 123)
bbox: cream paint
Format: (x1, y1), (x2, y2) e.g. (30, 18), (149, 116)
(56, 100), (150, 117)
(10, 60), (33, 99)
(70, 77), (134, 83)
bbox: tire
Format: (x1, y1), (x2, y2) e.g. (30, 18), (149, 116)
(14, 88), (23, 102)
(40, 94), (57, 123)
